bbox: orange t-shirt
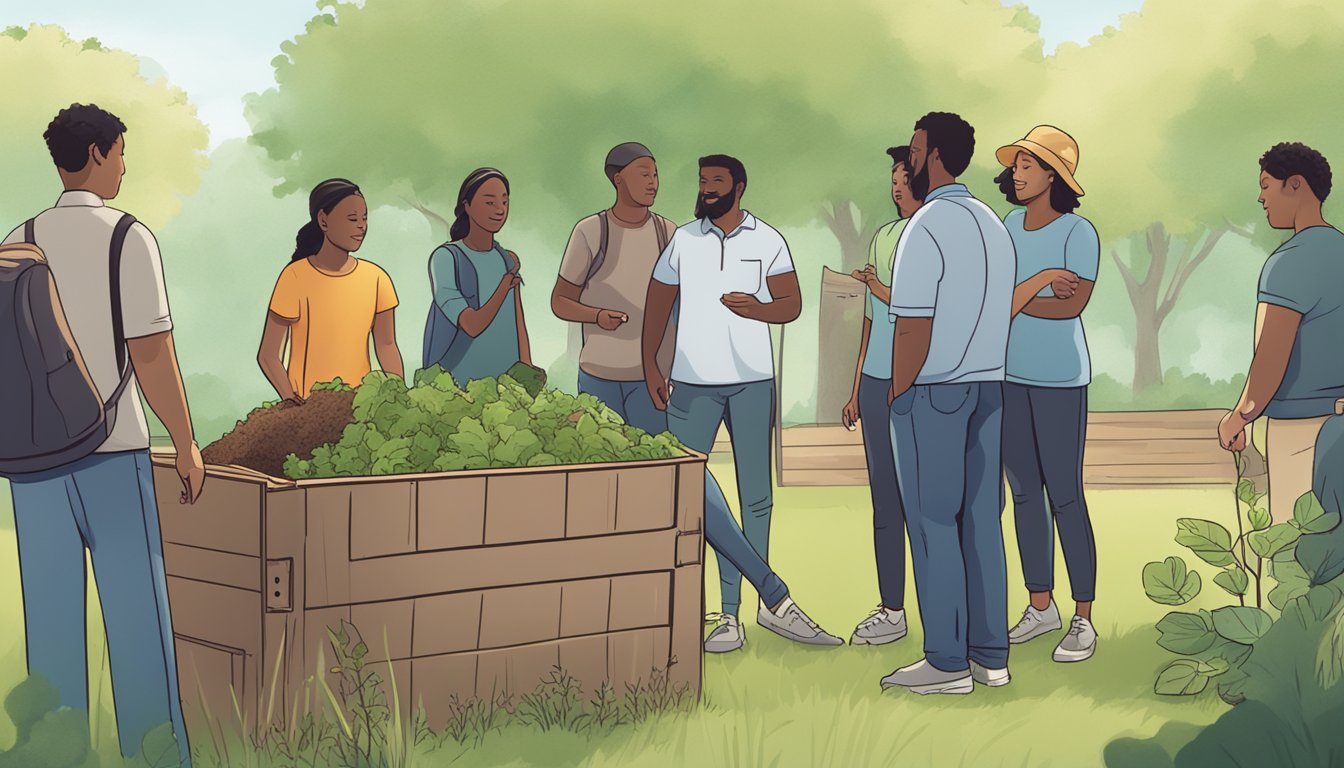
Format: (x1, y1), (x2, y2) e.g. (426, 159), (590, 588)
(267, 258), (399, 396)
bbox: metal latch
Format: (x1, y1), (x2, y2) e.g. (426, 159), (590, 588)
(266, 558), (293, 612)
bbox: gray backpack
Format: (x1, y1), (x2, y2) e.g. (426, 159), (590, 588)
(0, 214), (136, 476)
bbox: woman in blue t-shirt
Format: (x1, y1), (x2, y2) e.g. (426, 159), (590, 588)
(423, 168), (539, 385)
(994, 126), (1101, 663)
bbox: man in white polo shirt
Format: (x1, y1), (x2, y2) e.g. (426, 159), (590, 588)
(2, 103), (201, 764)
(879, 113), (1017, 696)
(643, 154), (841, 652)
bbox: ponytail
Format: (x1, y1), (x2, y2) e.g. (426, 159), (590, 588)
(450, 167), (510, 243)
(292, 178), (363, 262)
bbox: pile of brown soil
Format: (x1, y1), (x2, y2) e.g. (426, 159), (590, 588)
(202, 389), (355, 478)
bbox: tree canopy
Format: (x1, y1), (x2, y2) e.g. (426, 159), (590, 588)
(0, 25), (208, 229)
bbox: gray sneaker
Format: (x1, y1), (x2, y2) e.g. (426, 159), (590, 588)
(1009, 601), (1062, 644)
(880, 658), (974, 695)
(969, 660), (1011, 687)
(756, 598), (844, 647)
(1053, 616), (1098, 662)
(705, 614), (745, 653)
(851, 606), (908, 646)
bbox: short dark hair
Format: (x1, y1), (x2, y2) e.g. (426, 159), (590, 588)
(1260, 142), (1332, 202)
(914, 112), (975, 176)
(699, 154), (747, 193)
(886, 145), (911, 167)
(44, 103), (127, 173)
(994, 152), (1081, 213)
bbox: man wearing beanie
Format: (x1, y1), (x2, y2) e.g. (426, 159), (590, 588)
(551, 142), (677, 435)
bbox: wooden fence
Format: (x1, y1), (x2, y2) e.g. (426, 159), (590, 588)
(713, 409), (1236, 489)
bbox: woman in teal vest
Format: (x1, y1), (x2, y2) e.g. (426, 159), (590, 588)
(423, 168), (537, 384)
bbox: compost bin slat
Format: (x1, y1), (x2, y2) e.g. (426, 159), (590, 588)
(153, 450), (706, 735)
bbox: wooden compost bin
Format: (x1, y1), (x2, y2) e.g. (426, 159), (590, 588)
(150, 450), (707, 733)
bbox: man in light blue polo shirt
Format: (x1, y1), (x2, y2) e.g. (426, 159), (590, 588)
(879, 112), (1017, 695)
(643, 154), (841, 653)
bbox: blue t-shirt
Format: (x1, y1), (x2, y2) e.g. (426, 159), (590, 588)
(1258, 226), (1344, 419)
(1004, 210), (1099, 388)
(862, 219), (906, 380)
(428, 241), (521, 385)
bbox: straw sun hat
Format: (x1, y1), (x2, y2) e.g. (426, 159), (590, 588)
(996, 125), (1085, 196)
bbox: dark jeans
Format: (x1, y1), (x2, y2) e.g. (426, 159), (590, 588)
(890, 381), (1009, 672)
(859, 374), (905, 610)
(665, 379), (787, 616)
(1002, 383), (1097, 603)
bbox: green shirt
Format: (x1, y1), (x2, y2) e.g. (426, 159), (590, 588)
(861, 219), (906, 380)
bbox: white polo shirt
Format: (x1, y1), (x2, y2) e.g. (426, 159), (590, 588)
(652, 212), (793, 386)
(888, 184), (1016, 385)
(3, 191), (173, 452)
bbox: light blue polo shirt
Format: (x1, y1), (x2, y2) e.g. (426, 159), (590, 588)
(1258, 226), (1344, 419)
(1004, 210), (1100, 388)
(889, 184), (1016, 385)
(652, 211), (794, 386)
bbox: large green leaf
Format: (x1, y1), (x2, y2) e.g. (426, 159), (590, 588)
(1248, 523), (1300, 559)
(1268, 558), (1311, 610)
(1144, 557), (1203, 605)
(1213, 566), (1249, 598)
(1176, 519), (1236, 567)
(1156, 611), (1217, 655)
(1154, 659), (1209, 696)
(1293, 491), (1329, 530)
(1211, 606), (1274, 645)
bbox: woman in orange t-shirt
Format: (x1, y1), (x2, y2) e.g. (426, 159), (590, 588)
(258, 178), (404, 401)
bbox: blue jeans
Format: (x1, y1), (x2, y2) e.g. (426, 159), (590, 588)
(578, 369), (669, 436)
(9, 450), (191, 765)
(859, 375), (906, 610)
(666, 379), (787, 616)
(890, 382), (1010, 672)
(1002, 383), (1097, 602)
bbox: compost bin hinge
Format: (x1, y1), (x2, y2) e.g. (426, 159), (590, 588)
(266, 558), (293, 612)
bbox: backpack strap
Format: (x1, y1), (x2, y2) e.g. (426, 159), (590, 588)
(104, 214), (137, 408)
(654, 213), (671, 254)
(582, 210), (610, 291)
(23, 218), (35, 245)
(440, 242), (482, 311)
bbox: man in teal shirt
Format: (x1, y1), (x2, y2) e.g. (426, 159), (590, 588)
(1220, 143), (1344, 523)
(842, 144), (922, 646)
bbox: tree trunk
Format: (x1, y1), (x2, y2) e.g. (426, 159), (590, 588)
(1114, 224), (1230, 396)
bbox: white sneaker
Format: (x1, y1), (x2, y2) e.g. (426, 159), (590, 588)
(756, 597), (844, 647)
(851, 606), (908, 646)
(1009, 601), (1062, 644)
(704, 614), (745, 653)
(969, 660), (1011, 687)
(1053, 616), (1098, 662)
(880, 658), (974, 695)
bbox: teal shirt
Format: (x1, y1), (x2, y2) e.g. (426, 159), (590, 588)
(1004, 210), (1099, 388)
(862, 220), (905, 380)
(429, 241), (520, 384)
(1258, 226), (1344, 419)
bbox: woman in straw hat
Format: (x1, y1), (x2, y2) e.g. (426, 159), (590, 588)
(994, 125), (1101, 663)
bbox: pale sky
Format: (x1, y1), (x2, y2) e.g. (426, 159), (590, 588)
(3, 0), (1145, 150)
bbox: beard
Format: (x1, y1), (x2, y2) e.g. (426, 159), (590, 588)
(909, 160), (931, 201)
(695, 188), (737, 220)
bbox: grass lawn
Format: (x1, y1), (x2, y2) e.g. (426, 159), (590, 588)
(0, 463), (1236, 767)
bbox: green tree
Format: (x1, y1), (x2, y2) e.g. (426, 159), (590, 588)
(0, 25), (208, 230)
(1039, 0), (1344, 395)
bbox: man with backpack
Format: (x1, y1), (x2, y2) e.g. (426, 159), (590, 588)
(551, 142), (677, 435)
(1, 103), (200, 765)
